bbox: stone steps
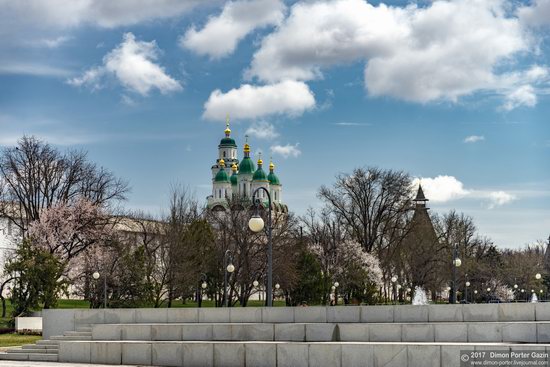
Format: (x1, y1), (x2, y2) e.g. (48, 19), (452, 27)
(0, 352), (58, 362)
(57, 340), (550, 367)
(88, 321), (550, 343)
(6, 348), (59, 354)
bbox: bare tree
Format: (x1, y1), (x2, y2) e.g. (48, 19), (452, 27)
(318, 167), (413, 254)
(0, 136), (128, 232)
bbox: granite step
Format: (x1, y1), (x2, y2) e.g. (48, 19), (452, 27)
(6, 348), (58, 354)
(56, 340), (550, 367)
(0, 352), (58, 362)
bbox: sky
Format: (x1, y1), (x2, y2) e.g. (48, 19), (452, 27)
(0, 0), (549, 248)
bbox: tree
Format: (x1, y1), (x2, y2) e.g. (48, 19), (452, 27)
(0, 136), (128, 233)
(5, 239), (68, 315)
(288, 249), (324, 306)
(27, 198), (113, 262)
(318, 167), (413, 254)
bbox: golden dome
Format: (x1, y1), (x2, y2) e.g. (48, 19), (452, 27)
(219, 159), (225, 167)
(257, 158), (263, 166)
(244, 143), (250, 153)
(269, 161), (275, 171)
(231, 163), (238, 172)
(224, 115), (231, 136)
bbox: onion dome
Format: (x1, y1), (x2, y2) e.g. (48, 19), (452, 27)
(219, 117), (236, 147)
(238, 137), (255, 174)
(214, 159), (230, 183)
(230, 163), (238, 186)
(252, 156), (268, 182)
(267, 161), (281, 186)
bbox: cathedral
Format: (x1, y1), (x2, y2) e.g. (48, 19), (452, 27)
(207, 120), (288, 213)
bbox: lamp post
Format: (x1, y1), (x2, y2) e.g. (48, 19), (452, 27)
(465, 281), (470, 303)
(391, 276), (398, 305)
(198, 273), (207, 308)
(223, 250), (235, 307)
(274, 283), (280, 303)
(249, 188), (273, 307)
(92, 271), (106, 309)
(451, 245), (462, 304)
(333, 282), (339, 306)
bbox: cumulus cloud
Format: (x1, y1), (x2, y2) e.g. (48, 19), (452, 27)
(464, 135), (485, 144)
(245, 121), (279, 140)
(502, 85), (538, 111)
(181, 0), (285, 59)
(203, 80), (315, 120)
(488, 191), (516, 209)
(413, 175), (517, 208)
(247, 0), (545, 108)
(68, 33), (182, 96)
(0, 0), (209, 29)
(518, 0), (550, 28)
(412, 176), (470, 203)
(271, 143), (301, 158)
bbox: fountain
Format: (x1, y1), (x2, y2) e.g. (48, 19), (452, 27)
(412, 286), (429, 305)
(531, 293), (539, 303)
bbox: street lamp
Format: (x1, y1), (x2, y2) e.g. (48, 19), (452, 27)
(465, 281), (471, 303)
(536, 273), (542, 280)
(333, 282), (339, 306)
(223, 250), (234, 307)
(253, 280), (259, 287)
(451, 245), (461, 304)
(198, 273), (208, 308)
(92, 271), (107, 309)
(249, 188), (273, 307)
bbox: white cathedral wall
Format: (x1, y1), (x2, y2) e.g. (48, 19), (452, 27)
(0, 217), (21, 277)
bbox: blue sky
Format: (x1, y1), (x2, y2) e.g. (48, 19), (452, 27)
(0, 0), (549, 248)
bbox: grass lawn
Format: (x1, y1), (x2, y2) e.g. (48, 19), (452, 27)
(0, 334), (41, 348)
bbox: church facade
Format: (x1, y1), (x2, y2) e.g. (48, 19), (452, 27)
(207, 121), (287, 213)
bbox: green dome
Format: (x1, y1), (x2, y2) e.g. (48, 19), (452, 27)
(253, 166), (268, 181)
(230, 172), (238, 186)
(267, 171), (280, 185)
(238, 157), (255, 175)
(219, 137), (236, 147)
(215, 168), (229, 183)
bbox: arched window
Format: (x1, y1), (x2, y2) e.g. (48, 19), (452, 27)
(219, 189), (222, 198)
(223, 151), (226, 158)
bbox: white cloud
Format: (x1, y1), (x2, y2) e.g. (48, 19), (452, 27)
(518, 0), (550, 28)
(0, 0), (210, 30)
(68, 33), (182, 96)
(488, 191), (516, 209)
(203, 80), (315, 120)
(181, 0), (285, 59)
(270, 143), (301, 158)
(245, 121), (279, 140)
(247, 0), (544, 108)
(29, 36), (72, 48)
(464, 135), (485, 143)
(413, 176), (470, 203)
(502, 85), (538, 111)
(0, 63), (71, 77)
(414, 175), (517, 209)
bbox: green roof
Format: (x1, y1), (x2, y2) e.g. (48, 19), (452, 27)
(219, 137), (237, 147)
(230, 172), (238, 186)
(214, 168), (229, 183)
(253, 166), (268, 181)
(238, 157), (255, 175)
(267, 171), (280, 185)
